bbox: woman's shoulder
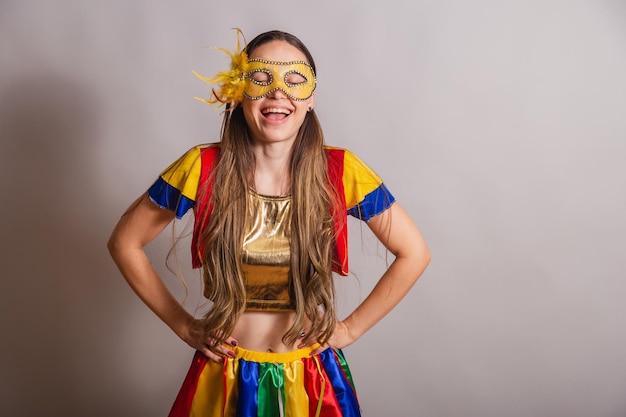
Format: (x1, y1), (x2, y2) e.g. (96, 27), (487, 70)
(323, 145), (347, 154)
(193, 142), (221, 154)
(323, 146), (374, 172)
(169, 143), (221, 166)
(323, 145), (358, 162)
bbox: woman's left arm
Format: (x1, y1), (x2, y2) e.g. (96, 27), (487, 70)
(313, 202), (431, 352)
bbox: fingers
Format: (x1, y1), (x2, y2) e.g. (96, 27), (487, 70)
(193, 334), (239, 363)
(295, 330), (327, 355)
(184, 320), (241, 363)
(225, 337), (239, 347)
(297, 331), (316, 349)
(201, 337), (238, 363)
(200, 346), (225, 363)
(199, 343), (236, 363)
(309, 343), (330, 357)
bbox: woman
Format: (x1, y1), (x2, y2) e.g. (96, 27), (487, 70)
(108, 29), (430, 417)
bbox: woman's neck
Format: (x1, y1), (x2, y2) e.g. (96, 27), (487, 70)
(251, 141), (292, 196)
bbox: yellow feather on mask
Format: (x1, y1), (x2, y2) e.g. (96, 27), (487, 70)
(193, 28), (249, 109)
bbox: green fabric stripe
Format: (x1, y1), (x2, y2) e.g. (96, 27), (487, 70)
(257, 362), (282, 417)
(335, 349), (356, 389)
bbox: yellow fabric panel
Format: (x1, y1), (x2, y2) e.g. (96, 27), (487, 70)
(159, 145), (207, 202)
(233, 344), (320, 364)
(223, 358), (239, 417)
(189, 358), (224, 417)
(340, 149), (384, 209)
(283, 359), (310, 417)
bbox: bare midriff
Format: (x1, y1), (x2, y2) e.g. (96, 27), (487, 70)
(230, 310), (310, 353)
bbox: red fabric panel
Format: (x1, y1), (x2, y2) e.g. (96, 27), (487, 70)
(303, 356), (343, 417)
(168, 351), (208, 417)
(325, 149), (348, 276)
(191, 146), (220, 268)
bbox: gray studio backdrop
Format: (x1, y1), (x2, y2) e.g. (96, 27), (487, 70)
(1, 1), (625, 416)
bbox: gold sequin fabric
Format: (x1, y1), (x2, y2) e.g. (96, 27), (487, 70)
(242, 189), (293, 311)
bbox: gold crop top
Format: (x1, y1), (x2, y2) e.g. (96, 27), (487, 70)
(241, 189), (293, 311)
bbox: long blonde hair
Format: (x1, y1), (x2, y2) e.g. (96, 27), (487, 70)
(197, 31), (340, 347)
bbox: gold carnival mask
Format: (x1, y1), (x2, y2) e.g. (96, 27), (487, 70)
(193, 29), (317, 109)
(244, 58), (316, 101)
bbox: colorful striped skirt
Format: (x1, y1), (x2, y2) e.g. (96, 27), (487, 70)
(168, 344), (361, 417)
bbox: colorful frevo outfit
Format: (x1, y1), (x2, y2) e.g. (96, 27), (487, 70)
(148, 144), (395, 417)
(147, 28), (394, 417)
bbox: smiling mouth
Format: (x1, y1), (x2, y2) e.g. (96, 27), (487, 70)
(262, 107), (292, 121)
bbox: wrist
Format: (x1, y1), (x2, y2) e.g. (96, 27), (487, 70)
(340, 319), (360, 345)
(171, 311), (196, 341)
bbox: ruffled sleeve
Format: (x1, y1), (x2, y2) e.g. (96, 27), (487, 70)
(147, 146), (205, 219)
(341, 149), (395, 221)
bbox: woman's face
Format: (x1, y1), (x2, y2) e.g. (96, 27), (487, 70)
(242, 40), (316, 147)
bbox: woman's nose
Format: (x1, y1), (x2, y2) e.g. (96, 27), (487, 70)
(268, 88), (288, 99)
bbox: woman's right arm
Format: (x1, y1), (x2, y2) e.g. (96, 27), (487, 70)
(107, 194), (234, 362)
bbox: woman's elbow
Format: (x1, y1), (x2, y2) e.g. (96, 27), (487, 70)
(409, 242), (431, 277)
(421, 244), (431, 266)
(107, 225), (134, 260)
(107, 231), (123, 259)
